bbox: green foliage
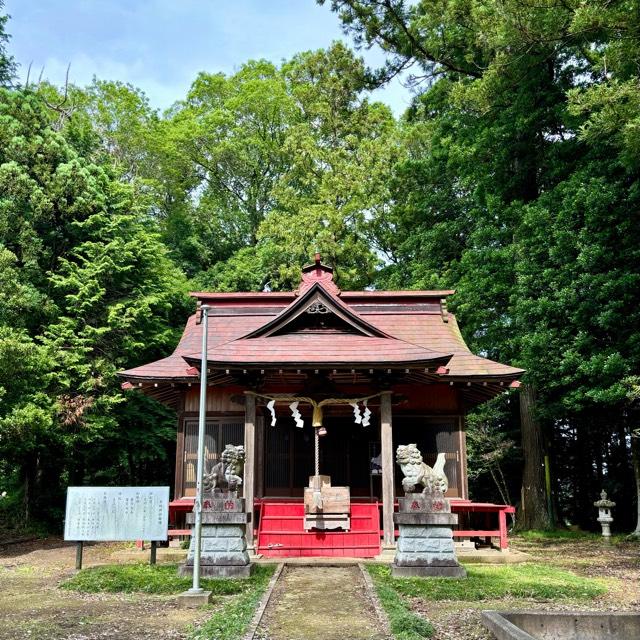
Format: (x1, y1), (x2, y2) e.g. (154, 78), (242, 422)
(0, 2), (15, 87)
(0, 88), (189, 527)
(0, 327), (54, 458)
(367, 563), (606, 602)
(1, 0), (639, 535)
(466, 396), (519, 505)
(367, 566), (433, 640)
(61, 562), (274, 596)
(103, 42), (395, 289)
(324, 0), (640, 530)
(189, 565), (275, 640)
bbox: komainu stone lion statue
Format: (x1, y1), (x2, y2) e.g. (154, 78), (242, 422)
(396, 444), (448, 494)
(203, 444), (245, 493)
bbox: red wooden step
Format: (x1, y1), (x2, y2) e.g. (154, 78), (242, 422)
(257, 501), (381, 558)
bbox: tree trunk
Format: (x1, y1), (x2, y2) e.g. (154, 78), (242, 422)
(631, 428), (640, 537)
(517, 383), (552, 530)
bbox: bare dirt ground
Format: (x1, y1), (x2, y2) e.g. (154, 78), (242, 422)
(411, 537), (640, 640)
(256, 566), (387, 640)
(0, 538), (209, 640)
(0, 536), (637, 640)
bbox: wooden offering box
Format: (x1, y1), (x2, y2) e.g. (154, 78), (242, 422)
(304, 475), (350, 530)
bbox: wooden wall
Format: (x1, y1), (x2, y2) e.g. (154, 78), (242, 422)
(183, 386), (245, 412)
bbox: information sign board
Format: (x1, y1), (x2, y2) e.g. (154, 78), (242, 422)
(64, 486), (169, 541)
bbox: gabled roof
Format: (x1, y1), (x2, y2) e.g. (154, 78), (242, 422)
(241, 282), (390, 339)
(119, 257), (524, 385)
(181, 275), (453, 368)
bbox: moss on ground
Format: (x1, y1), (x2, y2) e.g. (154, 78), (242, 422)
(189, 564), (275, 640)
(366, 562), (608, 640)
(370, 574), (434, 640)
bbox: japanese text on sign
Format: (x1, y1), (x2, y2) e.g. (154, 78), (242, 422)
(64, 487), (169, 541)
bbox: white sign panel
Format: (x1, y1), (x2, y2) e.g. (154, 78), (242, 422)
(64, 486), (169, 541)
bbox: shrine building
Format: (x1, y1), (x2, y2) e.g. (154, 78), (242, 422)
(119, 256), (523, 557)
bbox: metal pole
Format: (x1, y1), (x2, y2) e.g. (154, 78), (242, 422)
(75, 541), (83, 570)
(188, 305), (209, 594)
(150, 541), (157, 565)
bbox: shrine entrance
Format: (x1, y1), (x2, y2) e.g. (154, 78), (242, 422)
(263, 415), (377, 498)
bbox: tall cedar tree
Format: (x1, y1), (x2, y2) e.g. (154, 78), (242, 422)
(0, 89), (189, 526)
(321, 0), (640, 529)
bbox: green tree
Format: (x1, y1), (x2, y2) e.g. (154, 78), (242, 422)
(0, 2), (15, 87)
(321, 0), (640, 529)
(157, 43), (396, 290)
(254, 43), (397, 289)
(0, 89), (189, 526)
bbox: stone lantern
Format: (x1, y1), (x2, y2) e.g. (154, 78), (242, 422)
(594, 490), (615, 540)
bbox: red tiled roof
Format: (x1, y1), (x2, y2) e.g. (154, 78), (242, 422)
(183, 333), (452, 368)
(120, 261), (523, 381)
(362, 314), (522, 378)
(242, 282), (391, 339)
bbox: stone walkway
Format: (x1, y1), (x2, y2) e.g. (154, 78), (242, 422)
(256, 565), (387, 640)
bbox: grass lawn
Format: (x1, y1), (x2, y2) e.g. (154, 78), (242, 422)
(512, 529), (624, 543)
(366, 562), (608, 640)
(370, 572), (435, 640)
(367, 563), (606, 602)
(61, 563), (276, 640)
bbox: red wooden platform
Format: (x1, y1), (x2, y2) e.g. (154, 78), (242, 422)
(256, 501), (381, 558)
(169, 497), (515, 554)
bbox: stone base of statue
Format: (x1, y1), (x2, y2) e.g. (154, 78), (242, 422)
(179, 494), (252, 578)
(391, 492), (466, 579)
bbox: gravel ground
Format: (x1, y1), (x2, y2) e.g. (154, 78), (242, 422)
(0, 538), (210, 640)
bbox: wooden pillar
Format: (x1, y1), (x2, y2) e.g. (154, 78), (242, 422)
(459, 416), (469, 500)
(244, 393), (256, 551)
(174, 417), (185, 499)
(174, 392), (186, 499)
(380, 391), (395, 548)
(255, 416), (265, 498)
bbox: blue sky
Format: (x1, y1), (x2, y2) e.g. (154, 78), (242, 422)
(5, 0), (413, 116)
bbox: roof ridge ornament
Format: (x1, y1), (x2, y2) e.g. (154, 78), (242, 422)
(297, 252), (340, 296)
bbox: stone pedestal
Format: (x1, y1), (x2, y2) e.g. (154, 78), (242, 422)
(391, 493), (466, 578)
(180, 495), (252, 578)
(176, 590), (213, 607)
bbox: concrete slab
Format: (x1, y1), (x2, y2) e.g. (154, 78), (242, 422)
(176, 590), (212, 608)
(257, 565), (386, 640)
(391, 563), (467, 578)
(252, 548), (530, 565)
(482, 610), (640, 640)
(458, 549), (530, 564)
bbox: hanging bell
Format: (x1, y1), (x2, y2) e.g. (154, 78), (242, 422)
(312, 404), (323, 427)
